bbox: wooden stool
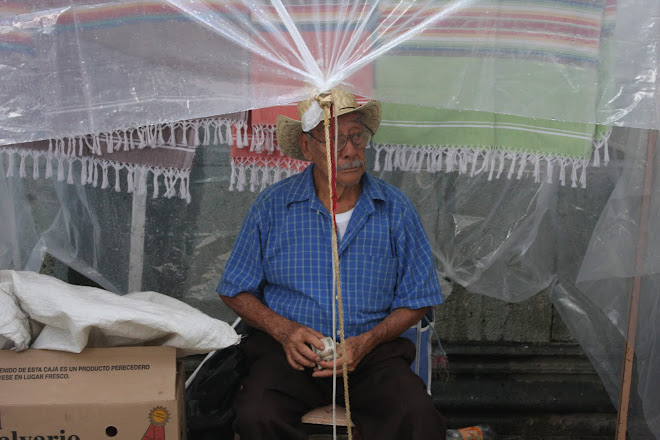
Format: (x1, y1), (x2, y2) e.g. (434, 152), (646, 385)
(234, 406), (360, 439)
(302, 404), (361, 439)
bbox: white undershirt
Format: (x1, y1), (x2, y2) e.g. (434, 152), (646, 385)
(334, 208), (355, 241)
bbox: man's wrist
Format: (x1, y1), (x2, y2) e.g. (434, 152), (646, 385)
(266, 315), (295, 344)
(359, 326), (384, 353)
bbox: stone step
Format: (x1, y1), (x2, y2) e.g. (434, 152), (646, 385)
(432, 343), (616, 413)
(431, 343), (619, 438)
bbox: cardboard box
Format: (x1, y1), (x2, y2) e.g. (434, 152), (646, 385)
(0, 346), (186, 440)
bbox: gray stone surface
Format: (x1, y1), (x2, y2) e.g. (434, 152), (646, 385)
(434, 286), (557, 343)
(550, 304), (576, 343)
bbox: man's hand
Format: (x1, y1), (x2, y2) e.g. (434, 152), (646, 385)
(222, 292), (429, 375)
(312, 334), (374, 378)
(273, 321), (327, 371)
(310, 306), (430, 378)
(222, 292), (328, 371)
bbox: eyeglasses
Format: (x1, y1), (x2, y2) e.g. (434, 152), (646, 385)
(306, 129), (372, 152)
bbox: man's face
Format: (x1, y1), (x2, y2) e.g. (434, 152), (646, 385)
(300, 113), (367, 188)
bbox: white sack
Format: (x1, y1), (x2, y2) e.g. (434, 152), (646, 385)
(0, 270), (240, 357)
(0, 278), (31, 351)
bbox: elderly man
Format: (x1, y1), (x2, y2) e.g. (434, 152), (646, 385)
(218, 88), (446, 440)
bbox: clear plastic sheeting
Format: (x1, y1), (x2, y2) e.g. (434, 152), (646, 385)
(0, 160), (40, 271)
(550, 127), (660, 438)
(574, 128), (660, 437)
(1, 0), (660, 437)
(1, 127), (659, 437)
(1, 0), (659, 147)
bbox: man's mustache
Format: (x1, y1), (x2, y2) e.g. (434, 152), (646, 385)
(337, 160), (365, 171)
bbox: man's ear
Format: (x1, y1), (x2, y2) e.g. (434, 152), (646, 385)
(299, 133), (314, 161)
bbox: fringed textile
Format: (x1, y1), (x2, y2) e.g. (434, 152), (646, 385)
(235, 105), (611, 192)
(0, 115), (244, 202)
(372, 105), (613, 189)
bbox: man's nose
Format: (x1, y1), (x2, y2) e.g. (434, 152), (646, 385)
(339, 138), (359, 156)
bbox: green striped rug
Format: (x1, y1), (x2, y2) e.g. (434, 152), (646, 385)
(372, 104), (611, 188)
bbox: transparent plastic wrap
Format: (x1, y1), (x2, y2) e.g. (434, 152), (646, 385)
(1, 0), (660, 437)
(1, 0), (659, 147)
(2, 126), (660, 437)
(374, 162), (559, 303)
(572, 128), (660, 437)
(0, 160), (40, 270)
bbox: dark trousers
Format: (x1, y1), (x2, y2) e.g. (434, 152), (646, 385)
(234, 330), (446, 440)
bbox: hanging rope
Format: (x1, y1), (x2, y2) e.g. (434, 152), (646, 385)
(316, 92), (353, 440)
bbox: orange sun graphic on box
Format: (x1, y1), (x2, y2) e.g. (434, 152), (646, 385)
(141, 406), (170, 440)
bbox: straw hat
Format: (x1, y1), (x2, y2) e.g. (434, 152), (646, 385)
(276, 88), (381, 161)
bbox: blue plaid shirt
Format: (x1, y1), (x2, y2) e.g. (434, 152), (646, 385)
(217, 165), (443, 339)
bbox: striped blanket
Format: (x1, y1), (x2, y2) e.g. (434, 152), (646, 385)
(2, 0), (617, 196)
(229, 0), (614, 191)
(373, 105), (611, 188)
(372, 0), (616, 123)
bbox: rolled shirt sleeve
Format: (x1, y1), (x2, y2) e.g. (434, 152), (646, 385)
(217, 203), (266, 301)
(390, 196), (444, 311)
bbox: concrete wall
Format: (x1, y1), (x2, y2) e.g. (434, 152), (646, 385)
(435, 286), (574, 344)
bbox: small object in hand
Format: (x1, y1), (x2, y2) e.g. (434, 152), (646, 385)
(311, 337), (336, 368)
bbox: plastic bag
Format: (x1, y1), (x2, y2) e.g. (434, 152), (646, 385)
(185, 343), (247, 440)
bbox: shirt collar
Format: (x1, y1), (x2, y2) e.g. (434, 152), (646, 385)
(286, 164), (316, 206)
(285, 164), (386, 207)
(360, 169), (386, 203)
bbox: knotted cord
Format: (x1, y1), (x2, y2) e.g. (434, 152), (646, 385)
(316, 92), (353, 440)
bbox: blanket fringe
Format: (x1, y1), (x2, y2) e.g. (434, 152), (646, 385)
(229, 123), (611, 192)
(592, 125), (613, 167)
(1, 148), (193, 203)
(248, 124), (279, 154)
(0, 117), (238, 202)
(229, 157), (307, 193)
(228, 139), (607, 192)
(370, 141), (608, 189)
(46, 117), (236, 157)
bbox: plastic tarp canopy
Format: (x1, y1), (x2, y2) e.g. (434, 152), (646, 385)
(1, 1), (659, 438)
(1, 0), (658, 146)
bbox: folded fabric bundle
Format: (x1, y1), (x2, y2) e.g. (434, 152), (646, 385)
(0, 270), (240, 357)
